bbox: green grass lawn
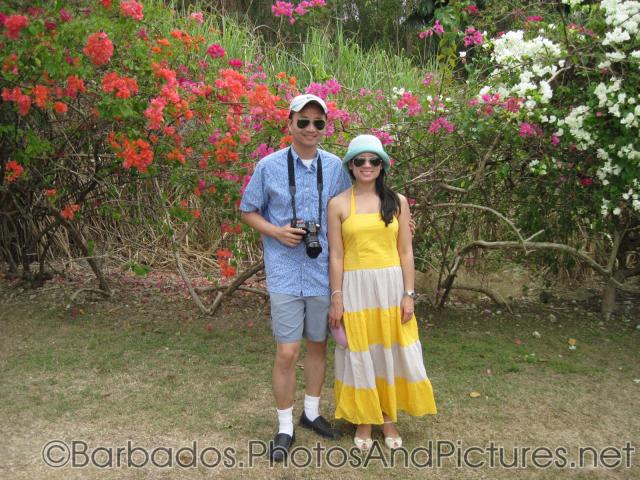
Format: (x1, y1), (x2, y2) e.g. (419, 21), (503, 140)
(1, 277), (639, 479)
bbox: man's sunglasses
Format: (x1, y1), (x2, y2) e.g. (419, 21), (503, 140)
(296, 119), (326, 130)
(352, 157), (383, 167)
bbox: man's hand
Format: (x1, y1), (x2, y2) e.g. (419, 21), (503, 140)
(408, 217), (416, 237)
(274, 225), (306, 247)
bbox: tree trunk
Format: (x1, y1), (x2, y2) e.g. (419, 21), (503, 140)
(601, 269), (625, 319)
(601, 227), (625, 319)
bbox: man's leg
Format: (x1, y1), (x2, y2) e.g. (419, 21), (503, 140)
(268, 293), (305, 461)
(304, 338), (326, 398)
(298, 295), (339, 439)
(273, 341), (301, 411)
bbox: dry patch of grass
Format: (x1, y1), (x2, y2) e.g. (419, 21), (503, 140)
(1, 275), (639, 479)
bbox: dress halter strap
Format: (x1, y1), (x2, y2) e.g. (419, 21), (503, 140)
(350, 187), (356, 216)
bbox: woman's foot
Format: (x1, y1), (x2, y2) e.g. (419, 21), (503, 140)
(354, 424), (373, 452)
(382, 420), (402, 450)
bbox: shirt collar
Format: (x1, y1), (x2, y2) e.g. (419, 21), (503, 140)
(290, 146), (319, 168)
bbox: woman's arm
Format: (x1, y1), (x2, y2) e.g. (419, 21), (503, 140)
(396, 194), (415, 324)
(327, 195), (346, 329)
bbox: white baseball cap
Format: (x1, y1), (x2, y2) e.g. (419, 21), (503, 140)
(289, 93), (328, 114)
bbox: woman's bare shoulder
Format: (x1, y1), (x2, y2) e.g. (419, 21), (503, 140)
(328, 188), (351, 215)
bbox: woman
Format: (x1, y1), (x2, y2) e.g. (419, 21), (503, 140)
(327, 134), (437, 451)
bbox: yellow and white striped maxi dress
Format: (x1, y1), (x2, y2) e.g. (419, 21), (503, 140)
(334, 189), (437, 424)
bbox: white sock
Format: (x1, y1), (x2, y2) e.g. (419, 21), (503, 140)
(277, 406), (294, 436)
(304, 394), (320, 422)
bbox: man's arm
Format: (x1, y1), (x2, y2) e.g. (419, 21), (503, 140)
(240, 211), (305, 248)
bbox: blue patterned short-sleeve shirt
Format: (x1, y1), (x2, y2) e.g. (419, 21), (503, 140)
(240, 146), (352, 296)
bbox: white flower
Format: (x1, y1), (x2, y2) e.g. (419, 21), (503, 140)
(613, 207), (621, 216)
(459, 51), (467, 58)
(598, 60), (612, 69)
(603, 27), (630, 45)
(621, 112), (637, 128)
(539, 80), (553, 103)
(606, 51), (627, 62)
(594, 82), (609, 108)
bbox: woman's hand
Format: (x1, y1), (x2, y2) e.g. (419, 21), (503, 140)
(328, 296), (344, 329)
(400, 295), (414, 324)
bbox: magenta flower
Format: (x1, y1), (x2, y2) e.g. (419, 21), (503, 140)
(397, 92), (423, 116)
(120, 0), (144, 21)
(551, 134), (560, 146)
(422, 73), (434, 86)
(428, 116), (455, 134)
(206, 43), (226, 58)
(518, 122), (542, 138)
(579, 177), (593, 187)
(463, 27), (483, 47)
(189, 12), (204, 23)
(418, 20), (444, 39)
(59, 8), (72, 22)
(371, 129), (394, 146)
(250, 143), (274, 159)
(526, 15), (543, 22)
(272, 1), (294, 18)
(463, 4), (479, 15)
(503, 97), (522, 113)
(228, 58), (243, 69)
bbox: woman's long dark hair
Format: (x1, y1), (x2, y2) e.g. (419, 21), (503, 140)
(349, 163), (401, 226)
(375, 169), (401, 226)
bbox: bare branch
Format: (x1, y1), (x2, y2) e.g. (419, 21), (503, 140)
(428, 203), (527, 249)
(451, 283), (512, 313)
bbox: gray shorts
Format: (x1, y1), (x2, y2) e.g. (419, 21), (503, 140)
(269, 293), (330, 344)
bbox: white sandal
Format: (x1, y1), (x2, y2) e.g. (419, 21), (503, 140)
(354, 436), (373, 452)
(383, 421), (403, 450)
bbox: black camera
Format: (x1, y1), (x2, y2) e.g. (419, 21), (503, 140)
(291, 219), (322, 258)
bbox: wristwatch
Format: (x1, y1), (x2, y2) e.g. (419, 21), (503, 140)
(403, 290), (417, 299)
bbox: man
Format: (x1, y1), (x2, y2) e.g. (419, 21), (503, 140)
(240, 94), (352, 461)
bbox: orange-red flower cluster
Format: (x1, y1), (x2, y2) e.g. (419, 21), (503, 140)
(215, 68), (248, 103)
(33, 84), (49, 108)
(248, 84), (285, 123)
(120, 0), (144, 21)
(144, 97), (166, 130)
(4, 15), (29, 40)
(169, 29), (203, 51)
(214, 135), (239, 164)
(109, 133), (154, 173)
(83, 32), (114, 66)
(2, 86), (31, 116)
(64, 75), (86, 99)
(102, 72), (139, 99)
(221, 223), (242, 234)
(216, 248), (236, 278)
(61, 203), (80, 220)
(5, 160), (24, 182)
(53, 101), (68, 114)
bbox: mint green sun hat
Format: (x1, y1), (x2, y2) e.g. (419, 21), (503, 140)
(342, 134), (391, 174)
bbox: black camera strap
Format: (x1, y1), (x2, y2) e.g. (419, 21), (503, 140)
(287, 147), (323, 228)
